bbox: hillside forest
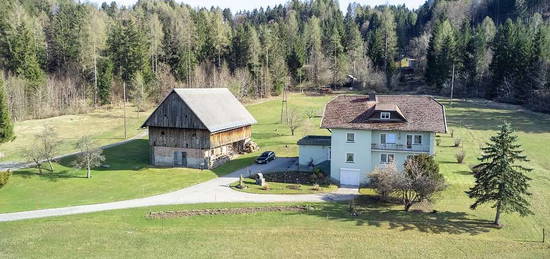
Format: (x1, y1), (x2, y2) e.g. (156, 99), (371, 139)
(0, 0), (549, 125)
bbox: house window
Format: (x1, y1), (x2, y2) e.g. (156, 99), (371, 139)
(160, 131), (165, 135)
(380, 133), (397, 144)
(414, 135), (422, 144)
(380, 112), (391, 119)
(346, 133), (355, 143)
(345, 153), (355, 163)
(380, 153), (395, 164)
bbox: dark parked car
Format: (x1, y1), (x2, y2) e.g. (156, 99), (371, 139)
(255, 151), (276, 164)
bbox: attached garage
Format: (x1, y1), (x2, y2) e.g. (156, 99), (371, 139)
(339, 168), (360, 186)
(297, 136), (331, 166)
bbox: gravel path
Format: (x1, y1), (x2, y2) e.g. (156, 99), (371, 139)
(0, 157), (357, 222)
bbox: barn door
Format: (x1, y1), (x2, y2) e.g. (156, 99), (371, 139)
(181, 152), (187, 167)
(174, 152), (186, 167)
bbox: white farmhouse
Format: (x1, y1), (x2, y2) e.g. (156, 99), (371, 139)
(297, 93), (447, 187)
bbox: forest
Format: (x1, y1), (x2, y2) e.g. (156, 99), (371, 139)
(0, 0), (549, 128)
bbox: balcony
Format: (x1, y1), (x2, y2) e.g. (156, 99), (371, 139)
(371, 143), (430, 153)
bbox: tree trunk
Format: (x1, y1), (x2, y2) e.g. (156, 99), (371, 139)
(494, 201), (502, 225)
(87, 167), (91, 179)
(47, 160), (54, 172)
(404, 202), (412, 211)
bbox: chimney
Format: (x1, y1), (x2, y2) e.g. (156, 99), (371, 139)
(368, 92), (377, 102)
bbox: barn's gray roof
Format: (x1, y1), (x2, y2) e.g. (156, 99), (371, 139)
(143, 88), (257, 132)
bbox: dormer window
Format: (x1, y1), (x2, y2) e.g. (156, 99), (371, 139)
(380, 112), (391, 119)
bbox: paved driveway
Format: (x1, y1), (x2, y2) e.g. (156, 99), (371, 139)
(0, 158), (357, 222)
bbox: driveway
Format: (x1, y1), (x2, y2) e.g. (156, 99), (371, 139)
(0, 157), (357, 222)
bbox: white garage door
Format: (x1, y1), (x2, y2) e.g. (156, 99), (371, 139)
(340, 168), (360, 187)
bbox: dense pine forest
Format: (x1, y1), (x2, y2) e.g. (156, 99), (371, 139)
(0, 0), (549, 126)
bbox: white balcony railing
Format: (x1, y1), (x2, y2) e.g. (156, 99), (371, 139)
(371, 143), (430, 152)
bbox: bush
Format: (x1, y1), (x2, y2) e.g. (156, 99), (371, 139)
(370, 154), (445, 211)
(0, 170), (11, 188)
(456, 150), (465, 163)
(450, 128), (454, 138)
(312, 184), (320, 191)
(454, 138), (462, 147)
(436, 138), (441, 146)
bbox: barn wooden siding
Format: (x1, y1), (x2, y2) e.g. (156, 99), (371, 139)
(144, 92), (207, 129)
(210, 126), (252, 147)
(149, 127), (211, 149)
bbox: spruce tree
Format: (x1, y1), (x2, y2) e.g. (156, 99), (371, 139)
(0, 78), (15, 143)
(466, 123), (533, 226)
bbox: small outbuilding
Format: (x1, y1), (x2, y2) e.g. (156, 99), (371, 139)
(141, 88), (257, 169)
(297, 135), (331, 167)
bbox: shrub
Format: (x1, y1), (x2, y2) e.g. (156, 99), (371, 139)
(436, 138), (441, 146)
(370, 154), (446, 211)
(454, 138), (462, 147)
(450, 128), (454, 138)
(456, 150), (465, 163)
(0, 170), (11, 188)
(312, 184), (320, 191)
(237, 174), (247, 189)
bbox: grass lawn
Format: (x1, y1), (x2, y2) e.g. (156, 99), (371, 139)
(230, 178), (338, 194)
(1, 94), (550, 257)
(0, 202), (547, 258)
(0, 105), (151, 163)
(0, 139), (257, 213)
(0, 93), (326, 213)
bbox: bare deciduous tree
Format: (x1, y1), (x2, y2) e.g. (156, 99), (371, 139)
(36, 125), (60, 172)
(286, 108), (303, 136)
(73, 136), (105, 179)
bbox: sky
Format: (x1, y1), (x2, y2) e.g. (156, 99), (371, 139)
(82, 0), (427, 11)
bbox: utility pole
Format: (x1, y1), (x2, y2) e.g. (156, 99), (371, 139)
(450, 63), (455, 107)
(280, 86), (288, 124)
(123, 80), (127, 139)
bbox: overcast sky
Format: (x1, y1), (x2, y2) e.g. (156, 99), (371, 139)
(81, 0), (426, 11)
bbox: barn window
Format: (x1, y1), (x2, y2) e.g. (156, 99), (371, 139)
(161, 131), (165, 135)
(380, 112), (391, 119)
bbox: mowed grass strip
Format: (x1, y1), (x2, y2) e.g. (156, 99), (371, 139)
(0, 203), (547, 258)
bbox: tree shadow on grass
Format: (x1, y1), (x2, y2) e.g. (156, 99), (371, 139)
(304, 199), (496, 236)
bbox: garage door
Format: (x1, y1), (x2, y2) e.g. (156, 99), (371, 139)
(340, 168), (360, 187)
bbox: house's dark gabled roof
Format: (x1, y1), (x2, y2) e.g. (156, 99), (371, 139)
(297, 135), (331, 146)
(142, 88), (257, 132)
(321, 95), (447, 133)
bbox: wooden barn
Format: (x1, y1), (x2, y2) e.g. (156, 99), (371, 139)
(141, 88), (257, 169)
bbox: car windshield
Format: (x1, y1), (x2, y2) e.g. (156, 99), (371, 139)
(260, 152), (270, 157)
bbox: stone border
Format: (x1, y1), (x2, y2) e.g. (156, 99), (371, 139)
(147, 205), (309, 219)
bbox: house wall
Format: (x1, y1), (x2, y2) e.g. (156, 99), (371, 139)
(329, 129), (373, 185)
(328, 129), (437, 185)
(298, 145), (330, 166)
(210, 126), (252, 148)
(370, 130), (432, 153)
(149, 127), (210, 149)
(143, 92), (207, 129)
(152, 146), (208, 168)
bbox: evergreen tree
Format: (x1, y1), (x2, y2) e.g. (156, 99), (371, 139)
(426, 19), (458, 91)
(0, 78), (14, 143)
(97, 58), (113, 105)
(466, 123), (533, 226)
(108, 17), (151, 84)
